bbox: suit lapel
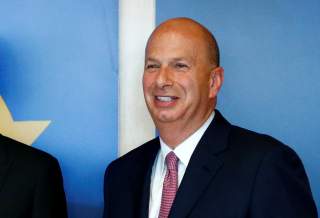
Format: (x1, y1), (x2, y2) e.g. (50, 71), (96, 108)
(169, 110), (231, 218)
(0, 135), (13, 193)
(135, 139), (160, 218)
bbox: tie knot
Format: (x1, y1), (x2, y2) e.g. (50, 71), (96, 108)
(165, 151), (178, 171)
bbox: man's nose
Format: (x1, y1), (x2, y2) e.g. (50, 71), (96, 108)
(156, 67), (173, 88)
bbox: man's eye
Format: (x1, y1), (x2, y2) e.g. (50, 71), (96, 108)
(146, 64), (159, 69)
(175, 63), (188, 68)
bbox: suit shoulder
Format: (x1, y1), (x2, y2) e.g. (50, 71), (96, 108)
(108, 137), (159, 169)
(226, 125), (303, 165)
(104, 137), (159, 182)
(229, 125), (289, 152)
(1, 135), (58, 167)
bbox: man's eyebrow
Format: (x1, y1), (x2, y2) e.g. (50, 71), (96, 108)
(172, 57), (194, 65)
(172, 57), (188, 62)
(145, 57), (159, 62)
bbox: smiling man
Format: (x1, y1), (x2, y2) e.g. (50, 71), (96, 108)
(103, 18), (317, 218)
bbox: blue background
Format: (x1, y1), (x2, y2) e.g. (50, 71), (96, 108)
(0, 0), (319, 217)
(157, 0), (319, 211)
(0, 1), (117, 217)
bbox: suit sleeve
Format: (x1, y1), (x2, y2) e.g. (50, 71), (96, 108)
(250, 145), (318, 217)
(32, 157), (68, 218)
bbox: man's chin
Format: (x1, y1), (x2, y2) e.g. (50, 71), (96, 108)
(153, 112), (179, 124)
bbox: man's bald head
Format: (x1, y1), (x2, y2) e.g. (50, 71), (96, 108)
(146, 17), (220, 67)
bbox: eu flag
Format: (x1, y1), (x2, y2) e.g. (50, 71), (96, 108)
(0, 1), (118, 217)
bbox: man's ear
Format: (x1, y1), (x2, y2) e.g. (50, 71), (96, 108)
(209, 67), (224, 98)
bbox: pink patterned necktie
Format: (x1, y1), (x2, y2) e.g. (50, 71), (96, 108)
(158, 151), (179, 218)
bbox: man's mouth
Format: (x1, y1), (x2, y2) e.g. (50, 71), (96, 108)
(155, 96), (178, 102)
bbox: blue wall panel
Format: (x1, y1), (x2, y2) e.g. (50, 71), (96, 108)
(0, 1), (118, 217)
(157, 0), (320, 211)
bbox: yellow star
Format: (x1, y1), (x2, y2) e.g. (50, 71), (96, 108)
(0, 96), (51, 145)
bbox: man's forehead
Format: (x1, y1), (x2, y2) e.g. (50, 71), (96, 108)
(145, 21), (213, 58)
(146, 30), (202, 56)
(144, 18), (218, 66)
(148, 26), (204, 46)
(146, 35), (198, 60)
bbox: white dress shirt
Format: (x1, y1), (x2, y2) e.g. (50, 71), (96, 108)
(148, 111), (215, 218)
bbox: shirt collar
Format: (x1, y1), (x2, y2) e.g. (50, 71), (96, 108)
(159, 111), (215, 167)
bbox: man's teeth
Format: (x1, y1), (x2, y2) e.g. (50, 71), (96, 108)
(156, 96), (175, 102)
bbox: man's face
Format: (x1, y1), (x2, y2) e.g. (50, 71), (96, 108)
(143, 30), (217, 127)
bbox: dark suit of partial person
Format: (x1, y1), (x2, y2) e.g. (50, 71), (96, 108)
(0, 134), (68, 218)
(103, 110), (317, 218)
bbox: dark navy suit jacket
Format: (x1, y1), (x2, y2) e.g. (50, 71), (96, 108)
(0, 134), (68, 218)
(103, 110), (317, 218)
